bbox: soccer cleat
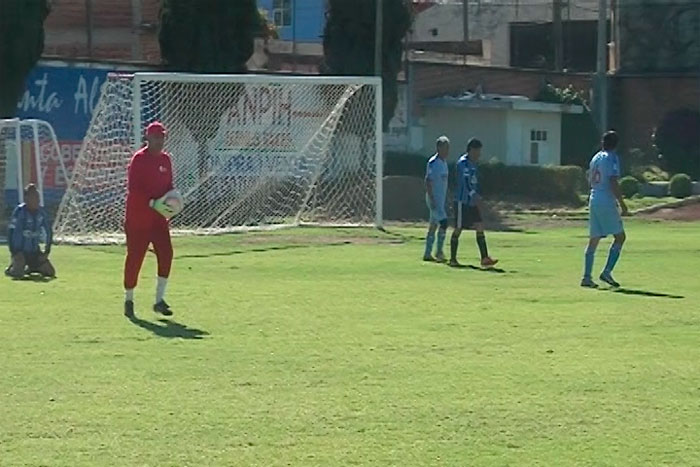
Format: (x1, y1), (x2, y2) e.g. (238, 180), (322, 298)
(153, 300), (173, 316)
(448, 259), (461, 267)
(599, 272), (620, 288)
(480, 256), (499, 268)
(423, 255), (436, 262)
(580, 277), (599, 288)
(435, 252), (446, 263)
(124, 300), (135, 318)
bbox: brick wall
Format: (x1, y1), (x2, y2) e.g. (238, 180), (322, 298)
(410, 61), (700, 153)
(43, 0), (161, 63)
(410, 61), (593, 118)
(610, 75), (700, 152)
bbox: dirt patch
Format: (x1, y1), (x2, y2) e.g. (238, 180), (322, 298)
(641, 203), (700, 221)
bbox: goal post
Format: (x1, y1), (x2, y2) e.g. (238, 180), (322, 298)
(54, 72), (383, 244)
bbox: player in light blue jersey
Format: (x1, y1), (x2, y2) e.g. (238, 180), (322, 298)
(450, 138), (498, 268)
(581, 130), (629, 288)
(423, 136), (450, 262)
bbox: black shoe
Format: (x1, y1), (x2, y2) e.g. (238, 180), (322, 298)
(153, 300), (173, 316)
(124, 300), (135, 318)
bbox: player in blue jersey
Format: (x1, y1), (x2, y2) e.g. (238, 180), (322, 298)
(581, 130), (628, 288)
(423, 136), (450, 262)
(450, 138), (498, 268)
(5, 184), (56, 279)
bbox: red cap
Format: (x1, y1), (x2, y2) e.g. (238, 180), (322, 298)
(146, 121), (167, 136)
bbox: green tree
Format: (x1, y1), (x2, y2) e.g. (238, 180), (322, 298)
(159, 0), (260, 73)
(158, 0), (265, 224)
(0, 0), (50, 118)
(321, 0), (412, 130)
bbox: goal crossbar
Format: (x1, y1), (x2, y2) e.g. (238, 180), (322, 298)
(53, 72), (384, 244)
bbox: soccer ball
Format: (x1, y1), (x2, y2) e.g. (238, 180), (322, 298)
(159, 189), (184, 219)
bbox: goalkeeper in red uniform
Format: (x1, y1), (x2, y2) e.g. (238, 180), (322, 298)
(123, 122), (177, 318)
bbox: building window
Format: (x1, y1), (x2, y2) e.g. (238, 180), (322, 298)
(273, 0), (292, 27)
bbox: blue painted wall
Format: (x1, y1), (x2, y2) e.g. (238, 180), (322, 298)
(258, 0), (326, 43)
(4, 62), (143, 208)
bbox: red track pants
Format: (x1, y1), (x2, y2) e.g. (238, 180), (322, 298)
(123, 224), (173, 289)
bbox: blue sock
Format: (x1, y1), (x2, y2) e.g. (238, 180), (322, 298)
(436, 230), (446, 255)
(424, 232), (436, 258)
(584, 246), (596, 279)
(604, 244), (622, 274)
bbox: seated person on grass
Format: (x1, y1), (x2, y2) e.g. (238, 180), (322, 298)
(5, 184), (56, 279)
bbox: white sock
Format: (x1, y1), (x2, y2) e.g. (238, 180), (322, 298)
(125, 289), (134, 302)
(156, 276), (168, 303)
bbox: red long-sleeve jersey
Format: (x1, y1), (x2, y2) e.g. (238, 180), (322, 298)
(125, 147), (174, 230)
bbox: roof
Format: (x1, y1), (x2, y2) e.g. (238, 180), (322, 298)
(424, 91), (584, 114)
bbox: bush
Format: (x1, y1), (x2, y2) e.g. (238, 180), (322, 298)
(383, 152), (586, 203)
(478, 163), (586, 203)
(669, 173), (693, 198)
(619, 176), (640, 198)
(630, 164), (669, 183)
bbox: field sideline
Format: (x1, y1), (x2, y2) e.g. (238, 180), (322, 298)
(1, 220), (699, 466)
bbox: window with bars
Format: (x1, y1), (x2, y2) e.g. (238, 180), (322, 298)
(273, 0), (292, 27)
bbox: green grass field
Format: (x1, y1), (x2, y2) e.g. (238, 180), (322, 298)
(2, 220), (700, 466)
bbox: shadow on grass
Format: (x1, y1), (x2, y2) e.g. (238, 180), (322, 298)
(176, 241), (352, 259)
(8, 273), (56, 282)
(128, 316), (210, 339)
(440, 262), (511, 274)
(599, 287), (685, 300)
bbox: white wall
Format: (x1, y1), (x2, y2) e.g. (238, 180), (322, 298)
(421, 107), (507, 162)
(506, 110), (562, 166)
(421, 106), (564, 166)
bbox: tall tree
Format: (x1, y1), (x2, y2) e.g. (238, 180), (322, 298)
(0, 0), (51, 118)
(159, 0), (260, 73)
(158, 0), (265, 224)
(321, 0), (412, 130)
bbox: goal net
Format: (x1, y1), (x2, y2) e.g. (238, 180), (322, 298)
(0, 119), (67, 235)
(53, 73), (383, 244)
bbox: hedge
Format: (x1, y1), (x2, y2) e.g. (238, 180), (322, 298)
(619, 176), (640, 198)
(384, 152), (586, 203)
(669, 173), (693, 198)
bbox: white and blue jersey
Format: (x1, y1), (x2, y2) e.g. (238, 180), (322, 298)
(455, 154), (480, 205)
(588, 150), (624, 237)
(8, 204), (53, 255)
(425, 154), (449, 222)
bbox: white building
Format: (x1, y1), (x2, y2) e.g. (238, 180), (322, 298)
(411, 0), (602, 69)
(420, 92), (583, 166)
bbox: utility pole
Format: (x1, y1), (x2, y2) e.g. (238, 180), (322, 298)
(463, 0), (469, 43)
(553, 0), (563, 71)
(595, 0), (608, 132)
(374, 0), (383, 77)
(292, 0), (297, 72)
(85, 0), (94, 58)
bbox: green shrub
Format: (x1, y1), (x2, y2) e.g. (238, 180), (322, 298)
(669, 173), (693, 198)
(478, 163), (586, 203)
(383, 152), (586, 203)
(630, 164), (669, 183)
(619, 176), (640, 198)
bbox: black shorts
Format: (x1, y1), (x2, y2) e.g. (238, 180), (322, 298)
(454, 202), (482, 229)
(25, 253), (46, 272)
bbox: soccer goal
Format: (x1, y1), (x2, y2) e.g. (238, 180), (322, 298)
(53, 72), (383, 244)
(0, 118), (67, 232)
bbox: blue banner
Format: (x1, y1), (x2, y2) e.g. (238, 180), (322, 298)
(16, 64), (110, 141)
